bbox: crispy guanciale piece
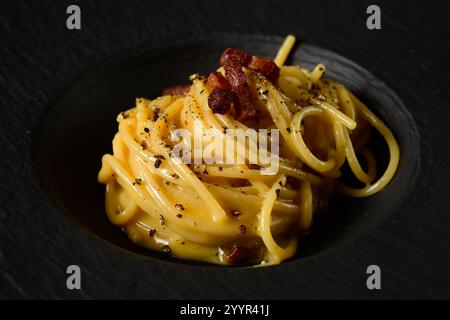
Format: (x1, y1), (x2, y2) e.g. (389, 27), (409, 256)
(208, 88), (234, 114)
(207, 72), (233, 114)
(221, 49), (251, 87)
(225, 238), (264, 265)
(231, 83), (257, 121)
(219, 48), (251, 67)
(209, 48), (280, 121)
(248, 56), (280, 83)
(222, 49), (257, 121)
(221, 48), (280, 83)
(207, 71), (231, 90)
(162, 84), (191, 96)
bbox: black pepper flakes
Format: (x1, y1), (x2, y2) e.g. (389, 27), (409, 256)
(133, 178), (142, 185)
(286, 127), (291, 133)
(161, 245), (171, 255)
(175, 203), (185, 211)
(144, 127), (150, 133)
(176, 213), (183, 218)
(148, 229), (156, 237)
(238, 225), (246, 235)
(141, 140), (147, 150)
(275, 188), (280, 196)
(154, 159), (162, 168)
(159, 215), (165, 225)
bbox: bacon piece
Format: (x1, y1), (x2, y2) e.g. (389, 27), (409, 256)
(248, 56), (280, 83)
(225, 238), (264, 265)
(162, 84), (191, 96)
(208, 88), (234, 114)
(224, 59), (246, 87)
(207, 71), (230, 90)
(219, 48), (251, 67)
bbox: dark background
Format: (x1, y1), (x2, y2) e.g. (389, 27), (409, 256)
(1, 0), (449, 299)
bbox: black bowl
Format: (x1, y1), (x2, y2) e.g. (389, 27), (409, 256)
(35, 34), (420, 267)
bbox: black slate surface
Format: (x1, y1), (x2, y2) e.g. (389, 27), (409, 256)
(1, 0), (450, 299)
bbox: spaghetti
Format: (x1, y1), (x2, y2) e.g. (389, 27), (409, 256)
(98, 35), (400, 265)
